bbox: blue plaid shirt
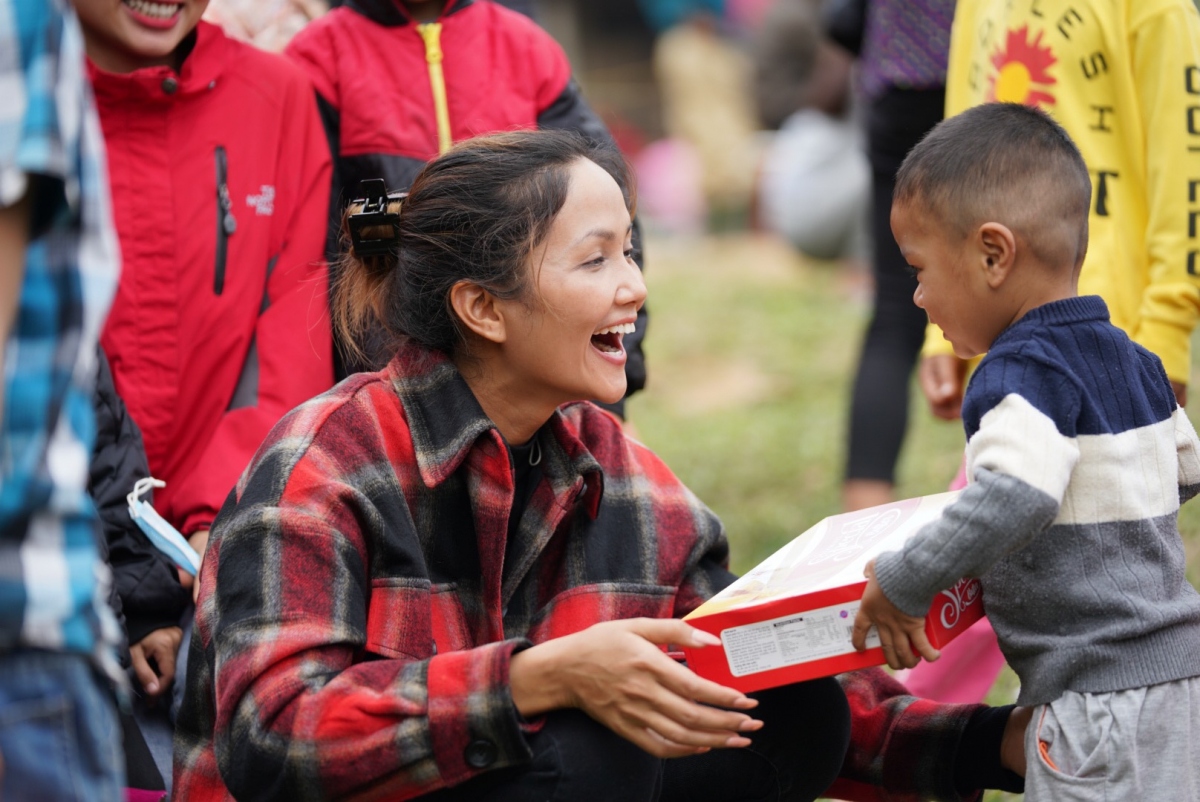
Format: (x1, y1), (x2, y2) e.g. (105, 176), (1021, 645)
(0, 0), (121, 676)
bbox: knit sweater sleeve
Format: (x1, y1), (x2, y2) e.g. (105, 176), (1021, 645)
(874, 353), (1079, 616)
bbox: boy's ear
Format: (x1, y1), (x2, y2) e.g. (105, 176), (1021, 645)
(976, 222), (1017, 289)
(449, 280), (507, 344)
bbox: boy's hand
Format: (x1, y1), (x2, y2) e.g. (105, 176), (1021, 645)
(919, 354), (967, 420)
(852, 560), (940, 670)
(130, 626), (183, 697)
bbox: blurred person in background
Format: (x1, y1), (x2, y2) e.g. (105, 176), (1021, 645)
(642, 0), (762, 227)
(284, 0), (648, 421)
(752, 0), (869, 263)
(840, 0), (955, 514)
(201, 0), (326, 51)
(0, 0), (125, 797)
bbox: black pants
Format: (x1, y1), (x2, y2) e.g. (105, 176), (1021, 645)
(420, 677), (851, 802)
(845, 87), (946, 483)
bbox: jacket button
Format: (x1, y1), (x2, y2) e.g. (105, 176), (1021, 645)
(464, 739), (498, 769)
(161, 76), (178, 94)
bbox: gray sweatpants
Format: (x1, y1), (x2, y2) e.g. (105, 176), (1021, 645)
(1024, 676), (1200, 800)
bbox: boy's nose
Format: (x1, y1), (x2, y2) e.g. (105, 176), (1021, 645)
(912, 285), (925, 309)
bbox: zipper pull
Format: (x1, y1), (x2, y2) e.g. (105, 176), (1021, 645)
(219, 184), (237, 235)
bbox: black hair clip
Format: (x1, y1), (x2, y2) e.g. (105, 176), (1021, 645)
(347, 178), (408, 256)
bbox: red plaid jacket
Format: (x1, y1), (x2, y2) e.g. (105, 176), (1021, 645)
(172, 343), (986, 801)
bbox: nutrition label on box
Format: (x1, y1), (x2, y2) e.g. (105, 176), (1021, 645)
(721, 601), (881, 677)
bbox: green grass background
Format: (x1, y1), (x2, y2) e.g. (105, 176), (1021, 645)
(626, 232), (1200, 802)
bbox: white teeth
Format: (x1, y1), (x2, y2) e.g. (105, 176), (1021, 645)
(595, 322), (636, 336)
(123, 0), (181, 19)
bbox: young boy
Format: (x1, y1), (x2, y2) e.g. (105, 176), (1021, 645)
(854, 102), (1200, 798)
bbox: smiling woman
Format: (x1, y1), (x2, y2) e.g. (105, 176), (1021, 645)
(170, 130), (856, 801)
(332, 133), (645, 444)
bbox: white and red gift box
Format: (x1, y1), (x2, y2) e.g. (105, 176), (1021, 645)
(683, 492), (984, 692)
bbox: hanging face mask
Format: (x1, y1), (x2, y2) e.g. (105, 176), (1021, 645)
(127, 477), (201, 576)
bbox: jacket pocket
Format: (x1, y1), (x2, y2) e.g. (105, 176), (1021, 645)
(365, 577), (432, 660)
(213, 145), (236, 295)
(525, 583), (676, 644)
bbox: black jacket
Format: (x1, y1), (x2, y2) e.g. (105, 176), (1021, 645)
(91, 349), (191, 655)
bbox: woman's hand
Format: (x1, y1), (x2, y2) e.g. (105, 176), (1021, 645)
(852, 560), (939, 670)
(129, 625), (183, 697)
(509, 618), (762, 759)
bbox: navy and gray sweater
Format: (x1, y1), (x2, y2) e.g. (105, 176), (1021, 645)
(876, 296), (1200, 706)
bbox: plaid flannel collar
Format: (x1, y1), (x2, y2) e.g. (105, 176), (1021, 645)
(385, 343), (605, 517)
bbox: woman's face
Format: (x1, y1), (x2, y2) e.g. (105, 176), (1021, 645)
(495, 157), (646, 409)
(73, 0), (208, 73)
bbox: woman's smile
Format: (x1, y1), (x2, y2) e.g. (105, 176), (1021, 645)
(590, 320), (636, 359)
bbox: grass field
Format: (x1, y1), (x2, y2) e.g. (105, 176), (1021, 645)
(626, 230), (1200, 801)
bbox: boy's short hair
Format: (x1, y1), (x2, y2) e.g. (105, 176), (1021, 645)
(895, 103), (1092, 270)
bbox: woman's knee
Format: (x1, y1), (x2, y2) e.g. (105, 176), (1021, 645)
(752, 677), (852, 801)
(424, 708), (661, 802)
(540, 709), (662, 802)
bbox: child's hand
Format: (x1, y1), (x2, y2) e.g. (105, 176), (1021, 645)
(130, 625), (183, 698)
(852, 560), (940, 670)
(919, 354), (967, 420)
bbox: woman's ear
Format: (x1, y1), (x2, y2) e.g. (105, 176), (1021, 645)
(977, 222), (1017, 289)
(449, 281), (506, 344)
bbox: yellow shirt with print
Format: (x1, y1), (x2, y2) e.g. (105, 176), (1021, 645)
(923, 0), (1200, 384)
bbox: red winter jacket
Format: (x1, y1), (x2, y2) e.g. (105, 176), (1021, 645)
(284, 0), (647, 397)
(91, 21), (334, 535)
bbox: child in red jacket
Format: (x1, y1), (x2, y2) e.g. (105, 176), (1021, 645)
(284, 0), (648, 412)
(72, 0), (334, 577)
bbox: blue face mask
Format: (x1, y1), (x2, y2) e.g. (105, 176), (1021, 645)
(127, 477), (200, 576)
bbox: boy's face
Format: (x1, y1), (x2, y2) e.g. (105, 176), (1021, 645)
(73, 0), (208, 73)
(891, 200), (1009, 359)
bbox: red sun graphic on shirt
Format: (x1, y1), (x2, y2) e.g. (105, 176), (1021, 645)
(988, 25), (1057, 108)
